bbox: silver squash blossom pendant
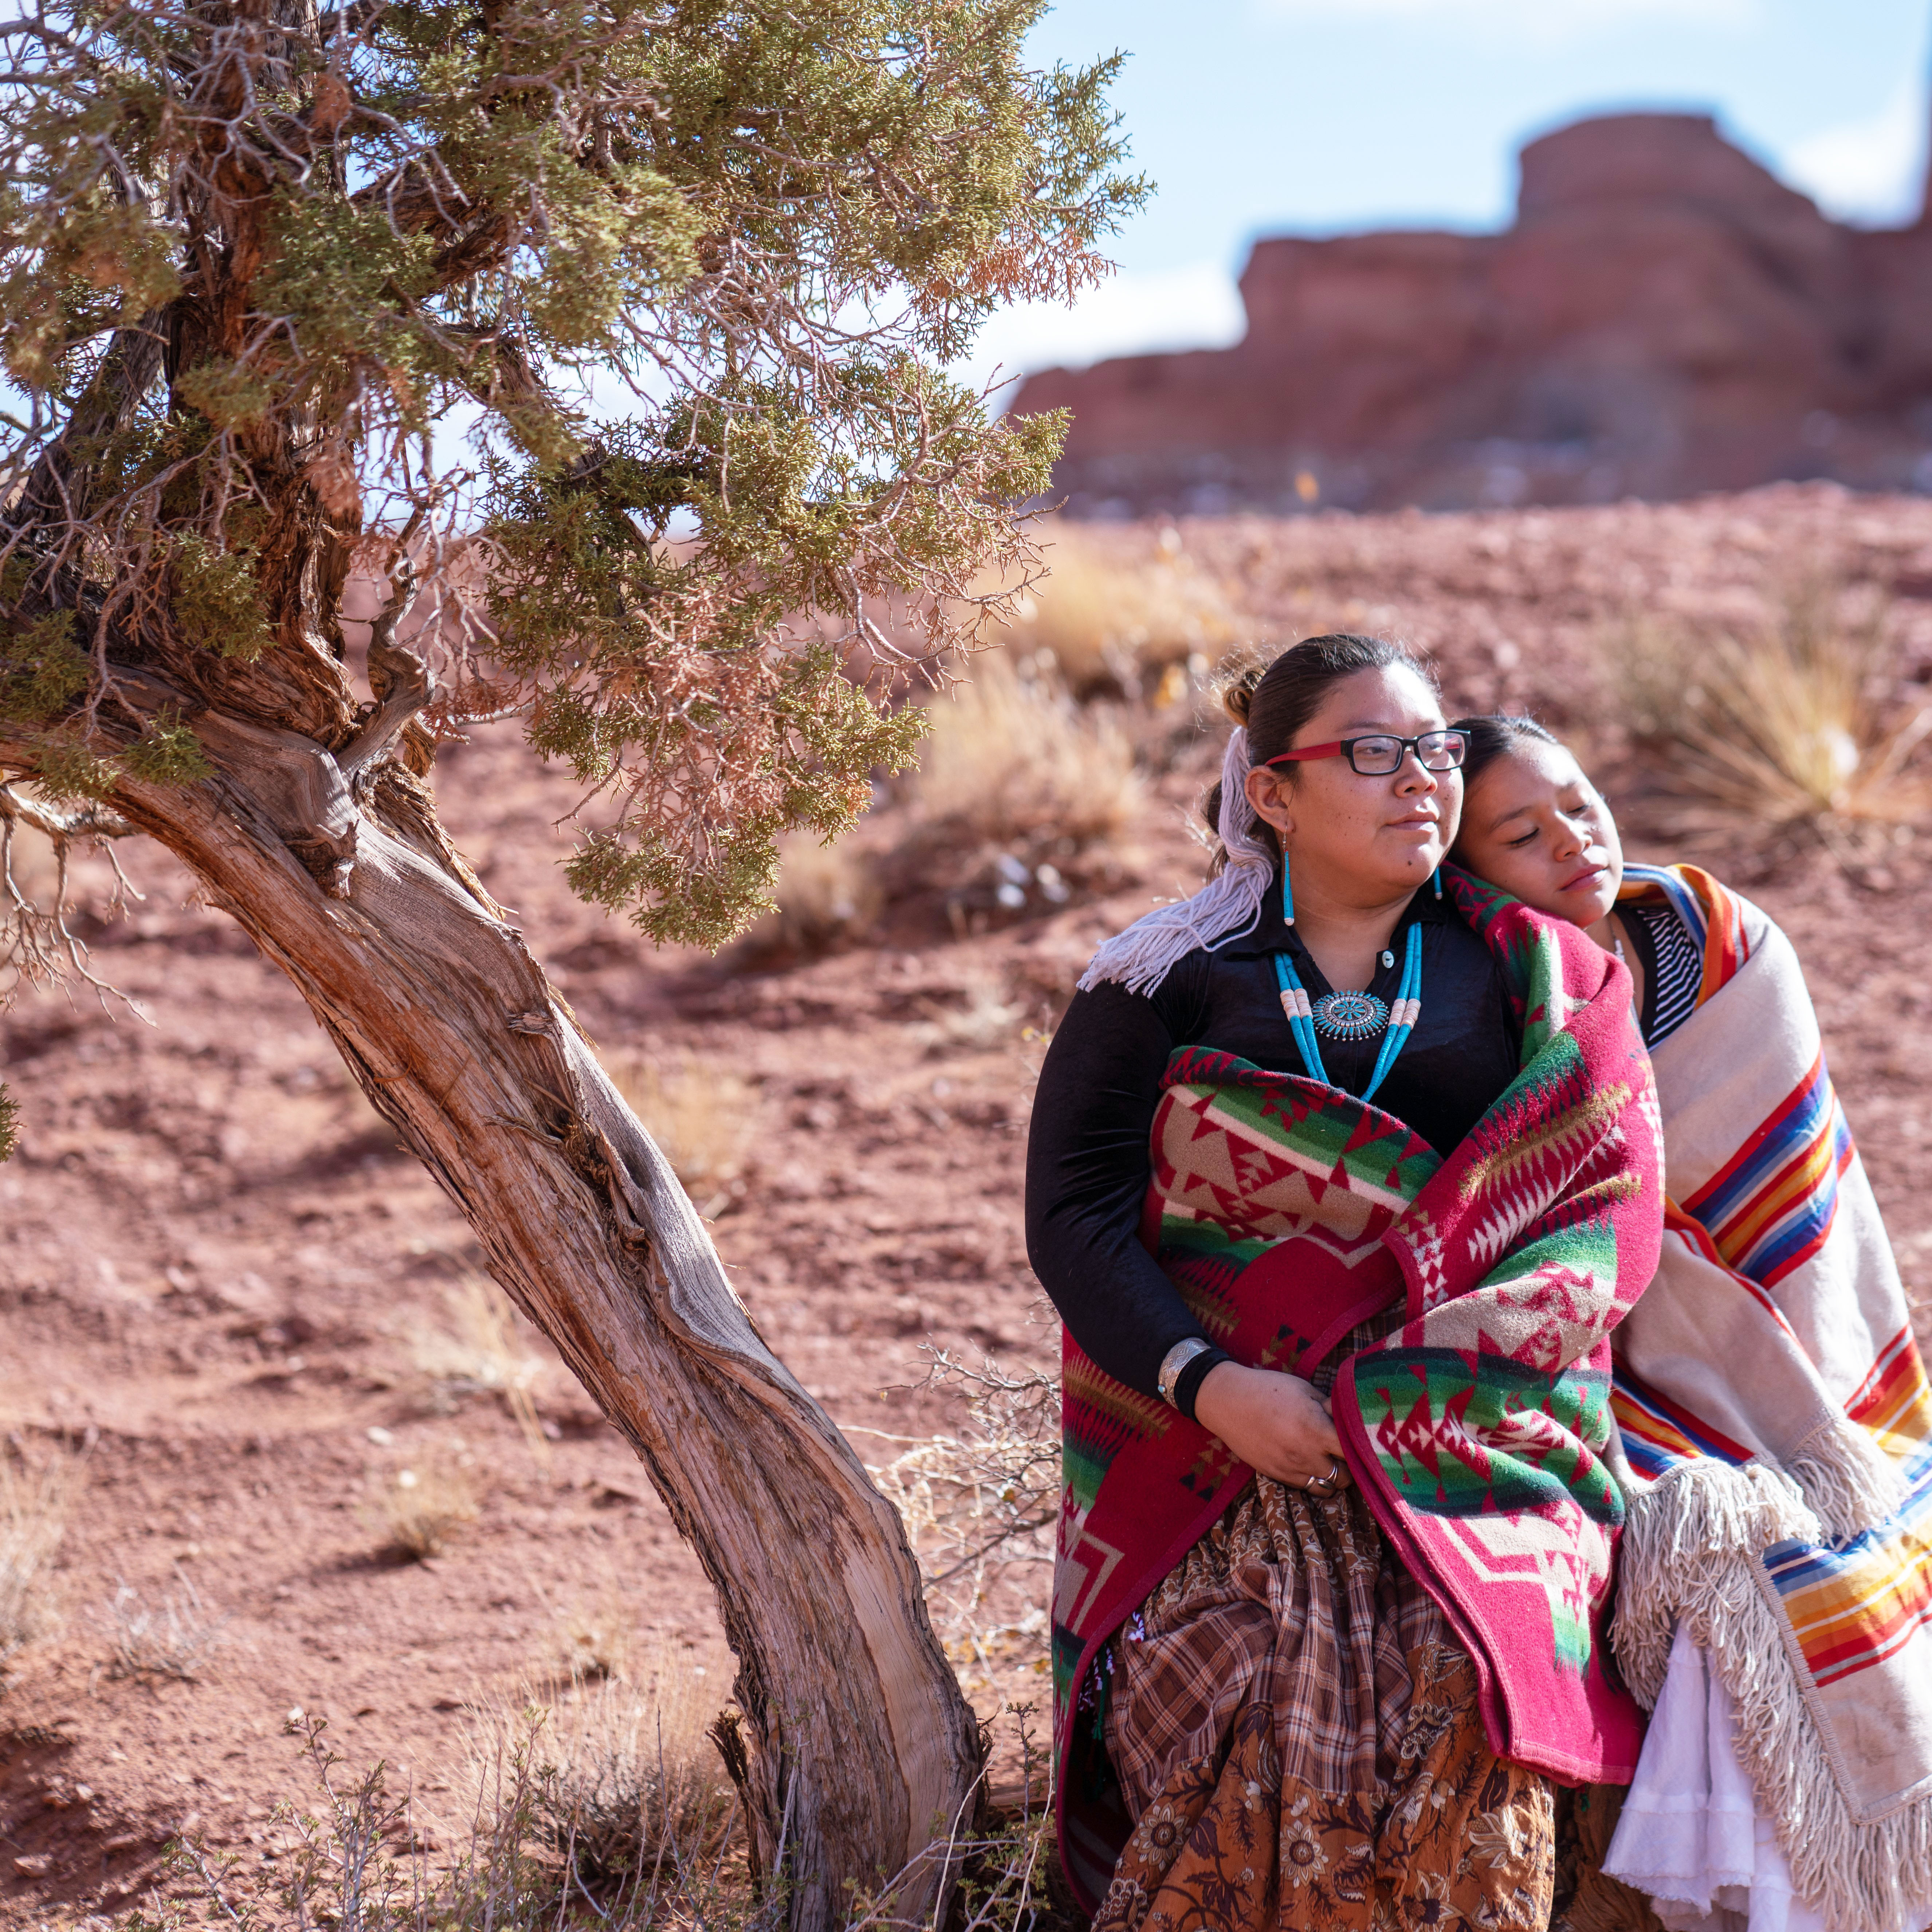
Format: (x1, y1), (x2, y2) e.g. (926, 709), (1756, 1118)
(1311, 990), (1390, 1041)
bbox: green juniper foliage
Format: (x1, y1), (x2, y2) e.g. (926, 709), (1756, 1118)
(0, 0), (1142, 945)
(0, 1084), (16, 1163)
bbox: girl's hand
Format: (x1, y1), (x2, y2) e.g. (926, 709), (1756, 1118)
(1192, 1361), (1351, 1491)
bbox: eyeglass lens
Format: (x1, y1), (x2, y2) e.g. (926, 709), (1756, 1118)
(1349, 732), (1468, 774)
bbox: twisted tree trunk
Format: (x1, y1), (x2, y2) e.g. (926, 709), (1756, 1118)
(21, 695), (983, 1927)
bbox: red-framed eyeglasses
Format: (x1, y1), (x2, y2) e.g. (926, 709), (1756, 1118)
(1266, 730), (1468, 777)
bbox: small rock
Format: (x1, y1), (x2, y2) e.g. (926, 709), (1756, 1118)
(366, 1425), (394, 1446)
(13, 1853), (49, 1877)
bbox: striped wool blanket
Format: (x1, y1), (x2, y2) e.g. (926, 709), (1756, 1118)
(1053, 872), (1664, 1909)
(1607, 864), (1932, 1932)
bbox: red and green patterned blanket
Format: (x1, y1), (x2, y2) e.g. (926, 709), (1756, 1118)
(1053, 871), (1664, 1908)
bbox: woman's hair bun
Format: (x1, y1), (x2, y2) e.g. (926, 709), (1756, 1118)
(1220, 663), (1265, 727)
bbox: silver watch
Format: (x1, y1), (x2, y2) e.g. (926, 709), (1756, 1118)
(1157, 1337), (1214, 1409)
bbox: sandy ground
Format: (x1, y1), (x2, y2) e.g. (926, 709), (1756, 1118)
(5, 480), (1932, 1923)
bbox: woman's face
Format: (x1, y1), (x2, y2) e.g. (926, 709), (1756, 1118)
(1453, 739), (1623, 928)
(1243, 664), (1460, 905)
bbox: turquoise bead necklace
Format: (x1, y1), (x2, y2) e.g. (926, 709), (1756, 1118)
(1272, 865), (1438, 1104)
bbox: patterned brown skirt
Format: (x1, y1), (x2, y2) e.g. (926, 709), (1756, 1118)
(1095, 1475), (1555, 1932)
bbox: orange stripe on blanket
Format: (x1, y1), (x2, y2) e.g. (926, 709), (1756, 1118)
(1848, 1326), (1932, 1458)
(1766, 1461), (1932, 1687)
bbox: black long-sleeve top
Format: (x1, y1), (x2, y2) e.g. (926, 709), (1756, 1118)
(1025, 873), (1523, 1411)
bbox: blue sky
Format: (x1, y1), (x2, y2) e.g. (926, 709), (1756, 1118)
(967, 0), (1932, 391)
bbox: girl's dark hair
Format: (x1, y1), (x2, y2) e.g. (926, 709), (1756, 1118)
(1203, 633), (1434, 844)
(1450, 713), (1560, 792)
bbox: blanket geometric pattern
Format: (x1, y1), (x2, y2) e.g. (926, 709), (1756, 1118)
(1607, 863), (1932, 1932)
(1053, 870), (1664, 1913)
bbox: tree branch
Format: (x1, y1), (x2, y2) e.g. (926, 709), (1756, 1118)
(339, 554), (433, 780)
(4, 312), (168, 545)
(0, 784), (136, 843)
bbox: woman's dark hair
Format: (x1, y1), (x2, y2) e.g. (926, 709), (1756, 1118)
(1450, 713), (1560, 793)
(1202, 633), (1434, 844)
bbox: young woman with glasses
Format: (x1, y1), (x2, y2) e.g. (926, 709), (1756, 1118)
(1028, 636), (1662, 1930)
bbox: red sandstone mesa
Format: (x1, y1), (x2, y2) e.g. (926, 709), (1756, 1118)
(1013, 112), (1932, 515)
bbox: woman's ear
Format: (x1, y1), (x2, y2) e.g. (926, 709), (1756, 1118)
(1244, 765), (1296, 839)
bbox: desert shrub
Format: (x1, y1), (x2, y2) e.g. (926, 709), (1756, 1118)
(1618, 578), (1932, 851)
(741, 832), (882, 957)
(869, 1352), (1060, 1695)
(372, 1461), (478, 1562)
(101, 1567), (231, 1681)
(610, 1057), (758, 1217)
(916, 660), (1142, 849)
(0, 1448), (72, 1664)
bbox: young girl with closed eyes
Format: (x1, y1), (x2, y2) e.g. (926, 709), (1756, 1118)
(1452, 714), (1932, 1932)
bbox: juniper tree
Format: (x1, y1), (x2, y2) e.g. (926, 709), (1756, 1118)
(0, 3), (1139, 1920)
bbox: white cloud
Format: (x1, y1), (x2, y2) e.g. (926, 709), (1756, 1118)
(1257, 0), (1756, 43)
(1781, 77), (1926, 226)
(961, 260), (1246, 407)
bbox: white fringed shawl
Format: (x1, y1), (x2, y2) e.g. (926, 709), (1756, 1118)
(1077, 727), (1274, 997)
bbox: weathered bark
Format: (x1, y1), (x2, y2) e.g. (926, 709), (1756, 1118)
(23, 699), (983, 1927)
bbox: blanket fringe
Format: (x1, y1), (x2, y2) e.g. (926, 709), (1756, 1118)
(1786, 1411), (1906, 1540)
(1613, 1460), (1817, 1709)
(1613, 1461), (1932, 1932)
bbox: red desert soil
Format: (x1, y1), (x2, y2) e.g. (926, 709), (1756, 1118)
(5, 481), (1932, 1922)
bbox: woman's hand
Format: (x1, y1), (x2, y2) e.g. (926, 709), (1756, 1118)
(1192, 1361), (1351, 1492)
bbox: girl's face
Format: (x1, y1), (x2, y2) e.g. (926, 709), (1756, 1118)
(1243, 664), (1461, 904)
(1454, 739), (1623, 928)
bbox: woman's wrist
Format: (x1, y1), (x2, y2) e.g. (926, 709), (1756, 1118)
(1171, 1345), (1230, 1421)
(1190, 1357), (1247, 1434)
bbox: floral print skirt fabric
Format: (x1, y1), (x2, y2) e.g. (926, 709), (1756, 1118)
(1096, 1475), (1555, 1931)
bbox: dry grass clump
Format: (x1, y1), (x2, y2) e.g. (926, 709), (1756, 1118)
(907, 973), (1028, 1057)
(996, 519), (1238, 696)
(411, 1276), (550, 1461)
(1618, 578), (1932, 852)
(462, 1642), (738, 1899)
(373, 1460), (479, 1561)
(916, 659), (1142, 849)
(102, 1567), (232, 1681)
(741, 832), (882, 957)
(0, 1449), (74, 1665)
(546, 1586), (638, 1685)
(609, 1056), (757, 1218)
(158, 1705), (1073, 1932)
